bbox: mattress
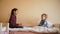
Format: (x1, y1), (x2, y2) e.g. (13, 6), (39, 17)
(9, 26), (58, 33)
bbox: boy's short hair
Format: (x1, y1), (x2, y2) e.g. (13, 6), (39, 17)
(41, 13), (47, 17)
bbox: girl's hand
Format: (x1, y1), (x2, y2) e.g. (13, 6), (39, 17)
(16, 24), (19, 26)
(19, 23), (22, 26)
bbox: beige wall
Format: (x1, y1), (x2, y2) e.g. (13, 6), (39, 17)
(0, 0), (60, 26)
(0, 1), (1, 20)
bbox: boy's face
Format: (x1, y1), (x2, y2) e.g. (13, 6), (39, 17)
(42, 15), (47, 20)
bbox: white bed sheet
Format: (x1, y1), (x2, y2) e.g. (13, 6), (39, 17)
(9, 26), (58, 33)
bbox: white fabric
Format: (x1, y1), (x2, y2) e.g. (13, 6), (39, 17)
(9, 26), (57, 33)
(38, 20), (53, 28)
(2, 27), (6, 31)
(45, 21), (53, 28)
(2, 27), (7, 34)
(32, 26), (57, 33)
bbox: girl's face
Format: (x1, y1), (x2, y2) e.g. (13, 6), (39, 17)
(14, 10), (18, 15)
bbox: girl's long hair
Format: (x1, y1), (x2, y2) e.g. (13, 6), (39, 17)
(9, 8), (18, 23)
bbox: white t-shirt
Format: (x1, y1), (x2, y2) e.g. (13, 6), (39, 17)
(38, 20), (53, 28)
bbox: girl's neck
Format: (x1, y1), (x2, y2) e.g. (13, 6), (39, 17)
(13, 14), (16, 16)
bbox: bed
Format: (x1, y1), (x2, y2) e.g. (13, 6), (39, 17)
(0, 23), (59, 34)
(9, 31), (58, 34)
(9, 26), (59, 34)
